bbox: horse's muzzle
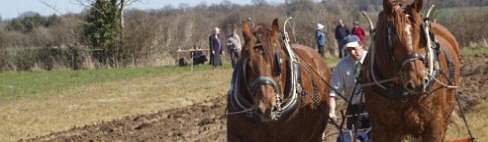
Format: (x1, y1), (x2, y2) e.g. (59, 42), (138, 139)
(256, 101), (281, 121)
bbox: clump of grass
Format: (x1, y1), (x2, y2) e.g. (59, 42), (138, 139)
(324, 57), (340, 66)
(460, 46), (488, 57)
(446, 101), (488, 141)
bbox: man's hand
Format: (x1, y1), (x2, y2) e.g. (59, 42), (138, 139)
(329, 97), (337, 121)
(329, 112), (337, 121)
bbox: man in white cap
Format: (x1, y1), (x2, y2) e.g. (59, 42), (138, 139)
(328, 35), (370, 141)
(315, 23), (327, 57)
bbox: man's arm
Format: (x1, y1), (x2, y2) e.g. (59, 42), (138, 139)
(329, 63), (344, 119)
(236, 35), (242, 47)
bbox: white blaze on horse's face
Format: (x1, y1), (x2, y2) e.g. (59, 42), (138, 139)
(404, 17), (413, 51)
(386, 2), (429, 93)
(241, 19), (286, 121)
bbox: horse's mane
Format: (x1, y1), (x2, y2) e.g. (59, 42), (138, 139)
(377, 7), (422, 47)
(374, 6), (424, 77)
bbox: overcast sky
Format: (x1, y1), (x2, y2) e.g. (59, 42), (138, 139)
(0, 0), (286, 20)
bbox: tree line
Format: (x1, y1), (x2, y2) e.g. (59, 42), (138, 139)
(0, 0), (486, 71)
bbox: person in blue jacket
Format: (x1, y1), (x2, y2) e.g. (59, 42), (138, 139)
(315, 23), (327, 57)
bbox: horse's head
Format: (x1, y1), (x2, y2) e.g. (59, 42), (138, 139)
(240, 19), (287, 120)
(377, 0), (428, 93)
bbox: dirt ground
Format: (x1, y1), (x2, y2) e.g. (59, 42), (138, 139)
(25, 54), (487, 142)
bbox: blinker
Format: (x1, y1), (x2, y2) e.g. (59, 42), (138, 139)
(274, 52), (282, 75)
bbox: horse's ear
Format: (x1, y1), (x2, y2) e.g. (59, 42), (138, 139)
(271, 18), (280, 37)
(242, 20), (253, 42)
(410, 0), (423, 12)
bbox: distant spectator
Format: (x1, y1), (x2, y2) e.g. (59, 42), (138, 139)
(209, 27), (223, 69)
(351, 20), (366, 44)
(227, 26), (242, 68)
(192, 46), (207, 65)
(315, 23), (327, 57)
(247, 17), (255, 28)
(335, 19), (349, 58)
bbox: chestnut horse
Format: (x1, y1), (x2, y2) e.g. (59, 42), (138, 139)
(360, 0), (460, 141)
(226, 19), (332, 141)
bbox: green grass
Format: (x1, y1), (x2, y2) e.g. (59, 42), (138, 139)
(434, 6), (488, 21)
(325, 57), (340, 66)
(0, 64), (231, 101)
(460, 46), (488, 57)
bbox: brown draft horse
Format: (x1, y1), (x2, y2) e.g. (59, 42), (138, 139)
(360, 0), (460, 141)
(226, 19), (332, 141)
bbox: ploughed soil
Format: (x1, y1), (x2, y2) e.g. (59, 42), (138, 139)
(24, 54), (488, 142)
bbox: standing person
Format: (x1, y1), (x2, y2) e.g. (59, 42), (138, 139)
(227, 26), (242, 68)
(209, 27), (222, 69)
(328, 35), (370, 142)
(351, 20), (366, 44)
(335, 19), (349, 58)
(315, 23), (327, 57)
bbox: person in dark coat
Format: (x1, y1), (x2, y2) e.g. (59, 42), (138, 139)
(209, 27), (222, 69)
(335, 19), (350, 58)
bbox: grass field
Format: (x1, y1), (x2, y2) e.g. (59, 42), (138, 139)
(435, 6), (488, 21)
(446, 101), (488, 141)
(460, 46), (488, 57)
(0, 47), (486, 141)
(0, 64), (232, 141)
(0, 64), (231, 100)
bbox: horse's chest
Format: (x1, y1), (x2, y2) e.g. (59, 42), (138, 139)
(400, 103), (436, 131)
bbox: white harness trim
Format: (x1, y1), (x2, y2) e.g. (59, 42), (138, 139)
(278, 16), (300, 112)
